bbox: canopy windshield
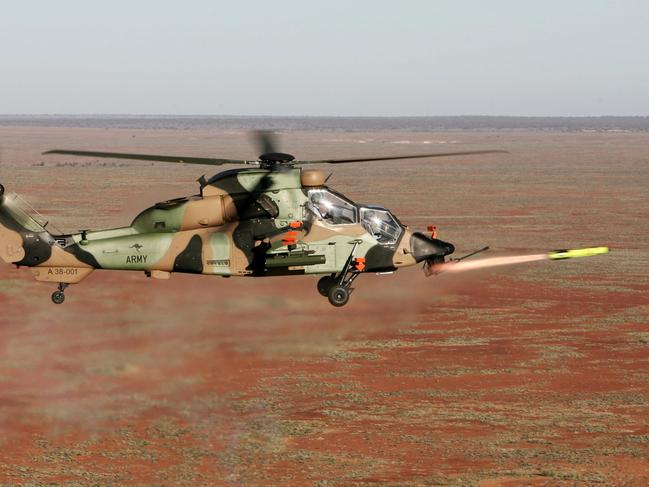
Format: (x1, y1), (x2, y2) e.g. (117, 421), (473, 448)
(359, 207), (402, 245)
(307, 189), (357, 225)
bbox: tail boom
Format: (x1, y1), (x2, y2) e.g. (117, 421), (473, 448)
(0, 189), (94, 284)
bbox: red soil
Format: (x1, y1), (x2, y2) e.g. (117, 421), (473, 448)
(0, 128), (647, 485)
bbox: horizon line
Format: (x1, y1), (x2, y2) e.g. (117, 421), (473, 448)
(1, 113), (649, 118)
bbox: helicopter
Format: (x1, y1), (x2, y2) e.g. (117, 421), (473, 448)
(0, 133), (507, 307)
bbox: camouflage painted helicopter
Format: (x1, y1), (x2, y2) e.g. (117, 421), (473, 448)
(0, 134), (506, 306)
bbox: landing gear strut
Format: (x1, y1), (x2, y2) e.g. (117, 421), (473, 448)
(321, 240), (363, 307)
(51, 283), (68, 305)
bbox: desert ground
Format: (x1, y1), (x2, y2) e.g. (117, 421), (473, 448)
(0, 124), (648, 486)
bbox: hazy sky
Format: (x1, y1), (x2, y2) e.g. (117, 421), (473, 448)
(1, 0), (648, 116)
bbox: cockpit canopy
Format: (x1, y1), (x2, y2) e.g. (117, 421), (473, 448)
(308, 188), (357, 225)
(359, 206), (402, 245)
(307, 189), (403, 245)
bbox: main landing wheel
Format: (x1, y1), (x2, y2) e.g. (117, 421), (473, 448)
(317, 275), (337, 296)
(327, 285), (350, 307)
(51, 291), (65, 305)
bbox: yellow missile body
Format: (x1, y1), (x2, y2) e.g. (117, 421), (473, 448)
(548, 246), (609, 260)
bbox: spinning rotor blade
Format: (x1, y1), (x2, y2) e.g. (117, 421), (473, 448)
(43, 142), (509, 169)
(299, 149), (509, 164)
(42, 150), (253, 166)
(251, 131), (296, 164)
(253, 130), (279, 155)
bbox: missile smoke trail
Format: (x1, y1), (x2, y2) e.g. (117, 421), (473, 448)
(436, 247), (609, 275)
(439, 254), (548, 274)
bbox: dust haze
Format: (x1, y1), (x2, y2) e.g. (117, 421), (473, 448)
(0, 118), (648, 485)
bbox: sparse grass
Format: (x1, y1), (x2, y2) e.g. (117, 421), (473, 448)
(1, 128), (648, 485)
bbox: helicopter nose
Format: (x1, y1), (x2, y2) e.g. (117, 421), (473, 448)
(409, 232), (455, 263)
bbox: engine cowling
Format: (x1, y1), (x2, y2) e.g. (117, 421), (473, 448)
(131, 193), (279, 233)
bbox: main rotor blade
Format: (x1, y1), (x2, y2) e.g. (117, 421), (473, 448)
(253, 130), (279, 156)
(42, 150), (253, 166)
(299, 149), (509, 164)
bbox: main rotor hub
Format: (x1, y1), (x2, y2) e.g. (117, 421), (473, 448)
(259, 152), (295, 163)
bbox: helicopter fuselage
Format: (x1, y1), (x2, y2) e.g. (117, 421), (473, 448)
(0, 167), (455, 305)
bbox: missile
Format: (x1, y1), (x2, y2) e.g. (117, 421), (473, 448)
(547, 246), (609, 260)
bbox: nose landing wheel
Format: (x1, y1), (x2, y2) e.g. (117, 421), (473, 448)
(51, 283), (68, 305)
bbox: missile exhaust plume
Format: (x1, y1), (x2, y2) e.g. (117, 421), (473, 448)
(440, 254), (548, 274)
(435, 246), (609, 275)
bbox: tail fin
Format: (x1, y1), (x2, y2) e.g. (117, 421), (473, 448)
(0, 185), (56, 266)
